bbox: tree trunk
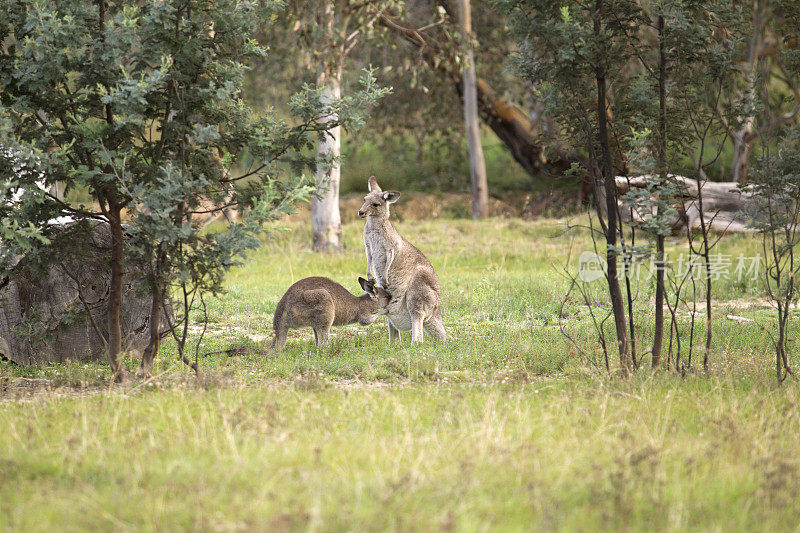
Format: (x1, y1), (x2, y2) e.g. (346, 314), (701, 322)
(595, 1), (630, 376)
(140, 249), (164, 377)
(653, 234), (665, 367)
(377, 12), (581, 180)
(730, 131), (754, 182)
(312, 75), (343, 253)
(599, 77), (630, 376)
(459, 0), (488, 220)
(652, 14), (667, 369)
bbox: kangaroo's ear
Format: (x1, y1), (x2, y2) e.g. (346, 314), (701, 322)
(358, 276), (375, 295)
(368, 176), (381, 192)
(383, 191), (401, 204)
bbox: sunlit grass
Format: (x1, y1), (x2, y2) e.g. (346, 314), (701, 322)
(1, 213), (798, 531)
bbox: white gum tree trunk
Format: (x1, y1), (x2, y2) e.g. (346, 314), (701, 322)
(312, 74), (343, 252)
(459, 0), (488, 219)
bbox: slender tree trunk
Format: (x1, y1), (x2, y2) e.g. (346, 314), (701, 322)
(703, 250), (712, 370)
(598, 78), (631, 375)
(594, 0), (630, 375)
(96, 0), (125, 381)
(730, 130), (754, 182)
(625, 239), (637, 367)
(652, 14), (667, 368)
(694, 158), (714, 372)
(459, 0), (488, 220)
(777, 301), (786, 382)
(312, 72), (343, 252)
(653, 234), (665, 366)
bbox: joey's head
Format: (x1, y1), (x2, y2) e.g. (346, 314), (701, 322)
(357, 176), (400, 220)
(357, 276), (392, 325)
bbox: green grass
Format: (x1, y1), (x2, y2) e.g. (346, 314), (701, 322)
(2, 214), (800, 531)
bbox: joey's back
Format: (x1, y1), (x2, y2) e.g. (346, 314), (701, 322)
(276, 277), (370, 325)
(270, 276), (390, 349)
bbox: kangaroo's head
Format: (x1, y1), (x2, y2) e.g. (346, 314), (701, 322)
(357, 276), (392, 325)
(358, 176), (400, 220)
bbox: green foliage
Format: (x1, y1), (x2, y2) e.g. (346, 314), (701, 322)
(746, 133), (800, 235)
(502, 0), (742, 219)
(744, 133), (800, 318)
(0, 0), (386, 362)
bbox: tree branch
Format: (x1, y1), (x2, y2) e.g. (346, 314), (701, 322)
(376, 11), (583, 178)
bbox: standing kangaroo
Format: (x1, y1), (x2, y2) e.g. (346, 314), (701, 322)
(270, 277), (391, 350)
(358, 176), (447, 343)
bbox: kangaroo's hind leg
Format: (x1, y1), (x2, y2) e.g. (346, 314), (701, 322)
(312, 312), (334, 348)
(408, 285), (435, 344)
(303, 290), (334, 349)
(313, 326), (330, 348)
(312, 309), (335, 348)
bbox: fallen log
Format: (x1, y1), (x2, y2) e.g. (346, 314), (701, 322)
(609, 175), (754, 233)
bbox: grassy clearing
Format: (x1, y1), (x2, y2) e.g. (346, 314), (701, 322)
(2, 212), (799, 531)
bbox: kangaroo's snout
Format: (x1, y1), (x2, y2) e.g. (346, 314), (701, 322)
(358, 210), (366, 218)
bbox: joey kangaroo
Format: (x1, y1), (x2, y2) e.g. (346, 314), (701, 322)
(270, 277), (391, 350)
(358, 176), (447, 343)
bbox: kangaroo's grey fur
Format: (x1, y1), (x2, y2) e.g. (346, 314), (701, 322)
(358, 176), (447, 343)
(270, 276), (390, 350)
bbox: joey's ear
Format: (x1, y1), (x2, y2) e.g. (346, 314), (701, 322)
(383, 191), (401, 204)
(368, 176), (381, 192)
(358, 276), (375, 295)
